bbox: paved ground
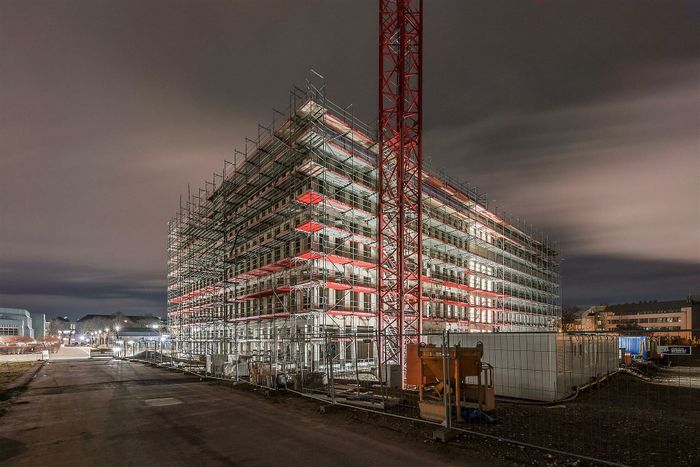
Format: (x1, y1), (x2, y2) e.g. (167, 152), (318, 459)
(51, 346), (92, 359)
(0, 359), (479, 467)
(0, 346), (91, 363)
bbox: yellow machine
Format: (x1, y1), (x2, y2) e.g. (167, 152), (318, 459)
(408, 342), (495, 423)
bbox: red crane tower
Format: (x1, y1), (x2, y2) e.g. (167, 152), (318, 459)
(377, 0), (423, 383)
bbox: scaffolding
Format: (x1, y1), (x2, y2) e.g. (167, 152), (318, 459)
(167, 83), (561, 372)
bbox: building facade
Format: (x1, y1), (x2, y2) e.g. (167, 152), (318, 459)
(167, 89), (561, 366)
(0, 308), (37, 339)
(574, 296), (700, 341)
(31, 313), (46, 339)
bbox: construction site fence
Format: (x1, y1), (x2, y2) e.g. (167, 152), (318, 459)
(128, 329), (699, 466)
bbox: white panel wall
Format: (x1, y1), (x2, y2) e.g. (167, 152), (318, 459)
(555, 334), (619, 399)
(427, 332), (619, 402)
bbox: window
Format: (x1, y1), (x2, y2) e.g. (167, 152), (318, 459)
(364, 293), (372, 312)
(350, 292), (359, 310)
(335, 290), (344, 308)
(0, 327), (19, 336)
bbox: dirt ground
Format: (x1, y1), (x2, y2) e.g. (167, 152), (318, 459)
(231, 382), (600, 467)
(250, 368), (699, 466)
(131, 358), (699, 466)
(4, 357), (696, 466)
(446, 372), (699, 466)
(0, 362), (34, 393)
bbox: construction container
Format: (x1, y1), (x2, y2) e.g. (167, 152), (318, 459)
(428, 332), (619, 402)
(618, 336), (651, 359)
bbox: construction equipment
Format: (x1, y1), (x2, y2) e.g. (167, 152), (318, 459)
(377, 0), (423, 386)
(407, 342), (495, 423)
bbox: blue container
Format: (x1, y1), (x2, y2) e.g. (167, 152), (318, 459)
(619, 336), (647, 359)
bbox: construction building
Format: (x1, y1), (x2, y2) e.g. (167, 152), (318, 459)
(167, 86), (561, 367)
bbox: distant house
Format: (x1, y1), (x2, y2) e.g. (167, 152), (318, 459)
(566, 305), (607, 332)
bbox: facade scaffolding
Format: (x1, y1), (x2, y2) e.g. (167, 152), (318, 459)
(167, 83), (561, 372)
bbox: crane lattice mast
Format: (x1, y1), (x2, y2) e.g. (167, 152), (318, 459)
(377, 0), (423, 384)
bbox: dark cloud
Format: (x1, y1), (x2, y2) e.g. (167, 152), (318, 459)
(426, 62), (700, 265)
(562, 255), (700, 305)
(1, 1), (698, 319)
(0, 261), (166, 311)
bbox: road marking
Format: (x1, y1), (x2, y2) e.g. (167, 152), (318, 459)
(144, 397), (183, 407)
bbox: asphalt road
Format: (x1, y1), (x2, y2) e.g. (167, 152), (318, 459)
(0, 359), (470, 467)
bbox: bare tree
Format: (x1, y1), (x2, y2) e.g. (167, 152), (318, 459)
(561, 305), (581, 330)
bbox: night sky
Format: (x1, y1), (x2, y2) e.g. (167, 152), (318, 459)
(1, 1), (698, 320)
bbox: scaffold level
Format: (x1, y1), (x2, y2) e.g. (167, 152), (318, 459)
(167, 84), (561, 367)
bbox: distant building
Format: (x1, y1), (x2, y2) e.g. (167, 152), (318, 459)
(572, 296), (700, 340)
(31, 312), (46, 339)
(77, 313), (161, 329)
(566, 305), (608, 332)
(116, 327), (161, 340)
(47, 316), (76, 343)
(0, 307), (39, 339)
